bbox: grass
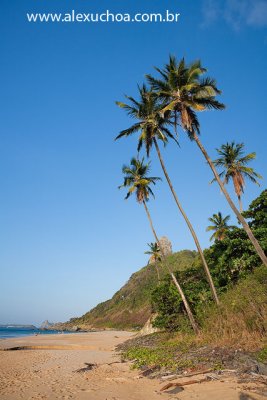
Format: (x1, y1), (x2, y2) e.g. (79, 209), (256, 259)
(120, 331), (267, 374)
(197, 266), (267, 351)
(256, 346), (267, 363)
(121, 338), (196, 370)
(119, 267), (267, 372)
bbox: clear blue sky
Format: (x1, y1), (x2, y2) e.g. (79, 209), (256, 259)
(0, 0), (266, 326)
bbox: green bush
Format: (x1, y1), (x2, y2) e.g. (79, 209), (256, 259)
(151, 265), (212, 331)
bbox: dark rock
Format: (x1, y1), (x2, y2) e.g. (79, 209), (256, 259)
(257, 361), (267, 375)
(166, 387), (184, 395)
(70, 326), (80, 332)
(74, 363), (96, 373)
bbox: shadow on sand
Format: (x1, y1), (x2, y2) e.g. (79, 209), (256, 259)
(239, 392), (258, 400)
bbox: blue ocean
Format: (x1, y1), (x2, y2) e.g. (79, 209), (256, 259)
(0, 327), (64, 339)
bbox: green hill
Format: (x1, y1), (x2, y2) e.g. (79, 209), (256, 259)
(60, 250), (197, 330)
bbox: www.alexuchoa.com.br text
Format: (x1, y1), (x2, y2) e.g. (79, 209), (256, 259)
(26, 10), (181, 24)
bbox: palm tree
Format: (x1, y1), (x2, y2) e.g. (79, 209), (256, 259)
(116, 85), (219, 305)
(206, 212), (234, 241)
(119, 157), (162, 246)
(145, 242), (161, 281)
(147, 56), (267, 267)
(212, 142), (262, 212)
(119, 157), (199, 333)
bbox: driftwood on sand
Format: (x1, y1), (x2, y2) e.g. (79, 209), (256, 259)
(161, 368), (214, 381)
(74, 360), (125, 373)
(160, 377), (209, 391)
(74, 363), (96, 373)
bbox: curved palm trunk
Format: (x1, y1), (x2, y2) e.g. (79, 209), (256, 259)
(238, 196), (243, 213)
(193, 133), (267, 267)
(142, 200), (199, 334)
(143, 200), (161, 246)
(170, 272), (199, 334)
(153, 138), (220, 305)
(154, 260), (160, 282)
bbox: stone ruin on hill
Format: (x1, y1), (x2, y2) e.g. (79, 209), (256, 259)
(160, 236), (172, 256)
(148, 236), (172, 264)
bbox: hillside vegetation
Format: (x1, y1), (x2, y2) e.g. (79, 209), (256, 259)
(151, 191), (267, 335)
(59, 191), (266, 338)
(117, 191), (267, 376)
(60, 250), (197, 330)
(119, 266), (267, 377)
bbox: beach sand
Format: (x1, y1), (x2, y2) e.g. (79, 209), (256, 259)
(0, 331), (265, 400)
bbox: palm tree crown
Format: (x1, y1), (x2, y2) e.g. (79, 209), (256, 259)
(119, 157), (161, 203)
(146, 56), (267, 266)
(116, 78), (220, 305)
(206, 212), (233, 241)
(116, 85), (177, 155)
(145, 242), (161, 263)
(146, 56), (225, 138)
(145, 242), (162, 281)
(212, 142), (262, 210)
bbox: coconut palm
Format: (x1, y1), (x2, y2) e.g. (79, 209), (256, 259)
(119, 157), (162, 245)
(145, 242), (161, 280)
(212, 142), (262, 212)
(119, 157), (199, 333)
(206, 212), (234, 241)
(116, 85), (219, 305)
(147, 56), (267, 267)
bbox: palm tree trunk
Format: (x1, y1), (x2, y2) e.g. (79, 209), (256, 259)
(153, 138), (220, 305)
(193, 132), (267, 267)
(238, 196), (243, 213)
(170, 273), (199, 334)
(154, 261), (160, 282)
(143, 200), (161, 247)
(142, 200), (199, 333)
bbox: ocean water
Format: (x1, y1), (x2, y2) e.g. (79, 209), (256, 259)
(0, 327), (65, 339)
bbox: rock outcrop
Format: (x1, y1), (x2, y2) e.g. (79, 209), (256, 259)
(40, 320), (53, 330)
(138, 314), (161, 336)
(159, 236), (172, 256)
(148, 236), (173, 264)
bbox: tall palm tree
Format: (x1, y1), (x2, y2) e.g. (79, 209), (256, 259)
(116, 85), (219, 305)
(206, 212), (234, 241)
(212, 142), (262, 212)
(119, 157), (199, 333)
(147, 56), (267, 267)
(145, 242), (161, 281)
(119, 157), (162, 246)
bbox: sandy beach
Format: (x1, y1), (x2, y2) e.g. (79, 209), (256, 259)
(0, 331), (266, 400)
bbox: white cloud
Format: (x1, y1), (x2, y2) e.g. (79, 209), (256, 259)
(201, 0), (221, 26)
(247, 0), (267, 27)
(201, 0), (221, 27)
(201, 0), (267, 29)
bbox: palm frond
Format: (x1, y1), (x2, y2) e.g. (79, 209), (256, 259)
(115, 123), (142, 140)
(212, 142), (263, 197)
(119, 157), (160, 204)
